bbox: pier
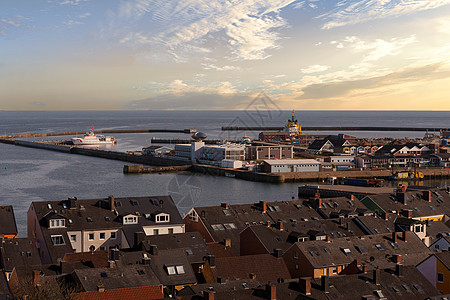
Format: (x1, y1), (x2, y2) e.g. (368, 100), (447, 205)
(222, 126), (446, 132)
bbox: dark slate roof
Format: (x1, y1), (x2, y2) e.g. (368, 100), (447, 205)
(73, 285), (164, 300)
(72, 265), (161, 292)
(363, 188), (450, 218)
(0, 206), (17, 236)
(303, 265), (440, 300)
(1, 238), (41, 272)
(211, 254), (291, 284)
(436, 251), (450, 269)
(206, 242), (234, 258)
(425, 220), (450, 240)
(177, 279), (261, 297)
(288, 232), (431, 270)
(190, 200), (322, 255)
(119, 248), (197, 286)
(353, 214), (397, 235)
(142, 232), (210, 265)
(307, 139), (330, 150)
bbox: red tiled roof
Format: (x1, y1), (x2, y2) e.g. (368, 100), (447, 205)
(72, 285), (164, 300)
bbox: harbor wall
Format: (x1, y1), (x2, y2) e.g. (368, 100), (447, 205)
(190, 164), (285, 183)
(123, 165), (191, 174)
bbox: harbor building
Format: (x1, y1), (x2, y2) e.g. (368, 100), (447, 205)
(260, 159), (320, 173)
(246, 145), (294, 160)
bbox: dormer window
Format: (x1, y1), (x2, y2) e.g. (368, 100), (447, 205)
(123, 215), (138, 224)
(155, 213), (170, 223)
(49, 219), (65, 228)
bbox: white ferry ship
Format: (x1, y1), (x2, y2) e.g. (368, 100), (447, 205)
(71, 127), (116, 145)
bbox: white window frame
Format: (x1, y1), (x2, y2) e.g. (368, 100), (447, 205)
(51, 235), (65, 245)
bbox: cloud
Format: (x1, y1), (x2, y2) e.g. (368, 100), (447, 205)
(126, 92), (252, 110)
(321, 0), (450, 30)
(58, 0), (89, 6)
(117, 0), (297, 61)
(201, 64), (241, 71)
(31, 101), (46, 107)
(333, 35), (416, 61)
(297, 62), (446, 99)
(301, 64), (330, 73)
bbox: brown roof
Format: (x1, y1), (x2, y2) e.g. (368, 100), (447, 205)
(1, 238), (41, 272)
(73, 285), (164, 300)
(211, 254), (291, 284)
(206, 242), (234, 258)
(288, 232), (431, 270)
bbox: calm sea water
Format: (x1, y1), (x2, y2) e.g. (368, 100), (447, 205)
(0, 110), (449, 236)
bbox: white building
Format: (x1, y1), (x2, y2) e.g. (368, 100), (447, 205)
(261, 159), (320, 173)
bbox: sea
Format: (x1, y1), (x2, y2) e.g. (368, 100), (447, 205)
(0, 110), (449, 236)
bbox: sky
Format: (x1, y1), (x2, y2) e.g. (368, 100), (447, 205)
(1, 0), (450, 110)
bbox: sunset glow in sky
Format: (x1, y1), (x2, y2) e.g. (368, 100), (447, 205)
(1, 0), (450, 110)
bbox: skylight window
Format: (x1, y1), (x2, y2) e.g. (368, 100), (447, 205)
(176, 265), (185, 274)
(211, 224), (224, 230)
(223, 223), (236, 229)
(390, 242), (398, 249)
(273, 206), (281, 211)
(223, 209), (231, 216)
(167, 266), (176, 275)
(342, 248), (352, 256)
(375, 243), (386, 251)
(47, 204), (52, 209)
(355, 245), (368, 254)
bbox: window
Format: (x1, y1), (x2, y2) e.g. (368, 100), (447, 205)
(111, 232), (116, 239)
(332, 267), (338, 274)
(49, 219), (66, 228)
(166, 265), (186, 275)
(438, 273), (444, 283)
(342, 248), (352, 256)
(51, 235), (65, 245)
(223, 223), (236, 230)
(223, 209), (231, 216)
(168, 228), (174, 234)
(156, 215), (169, 222)
(70, 235), (76, 242)
(375, 243), (386, 251)
(100, 232), (105, 240)
(153, 229), (159, 235)
(124, 216), (138, 224)
(294, 251), (298, 259)
(88, 233), (94, 241)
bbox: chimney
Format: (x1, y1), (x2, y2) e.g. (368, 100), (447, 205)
(402, 231), (408, 243)
(203, 290), (214, 300)
(362, 265), (368, 274)
(249, 273), (256, 280)
(142, 257), (151, 265)
(345, 222), (349, 231)
(277, 220), (284, 231)
(260, 201), (267, 213)
(224, 238), (232, 248)
(350, 194), (355, 201)
(317, 197), (322, 208)
(373, 269), (380, 285)
(110, 248), (120, 261)
(326, 235), (331, 243)
(392, 232), (398, 243)
(396, 192), (406, 205)
(321, 276), (329, 293)
(382, 212), (388, 220)
(149, 244), (158, 255)
(266, 221), (271, 227)
(207, 254), (215, 267)
(354, 259), (361, 268)
(32, 270), (40, 286)
(266, 283), (276, 300)
(299, 277), (311, 296)
(221, 203), (229, 209)
(97, 285), (105, 292)
(401, 185), (407, 193)
(393, 254), (402, 265)
(274, 248), (283, 258)
(108, 195), (115, 211)
(396, 264), (403, 276)
(403, 209), (413, 219)
(423, 190), (431, 202)
(68, 197), (77, 209)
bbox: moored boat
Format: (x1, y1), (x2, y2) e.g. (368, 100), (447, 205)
(71, 127), (116, 145)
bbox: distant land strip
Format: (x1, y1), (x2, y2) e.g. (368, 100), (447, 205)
(221, 126), (448, 132)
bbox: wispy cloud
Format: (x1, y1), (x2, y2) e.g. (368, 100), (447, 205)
(201, 64), (241, 71)
(301, 64), (330, 73)
(337, 35), (417, 62)
(58, 0), (89, 6)
(321, 0), (450, 30)
(117, 0), (297, 61)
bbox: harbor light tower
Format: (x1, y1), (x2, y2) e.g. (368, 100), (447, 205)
(285, 109), (301, 136)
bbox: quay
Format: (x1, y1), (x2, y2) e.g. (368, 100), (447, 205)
(222, 126), (446, 132)
(0, 128), (196, 139)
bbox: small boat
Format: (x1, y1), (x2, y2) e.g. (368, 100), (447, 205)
(224, 172), (235, 178)
(72, 127), (116, 145)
